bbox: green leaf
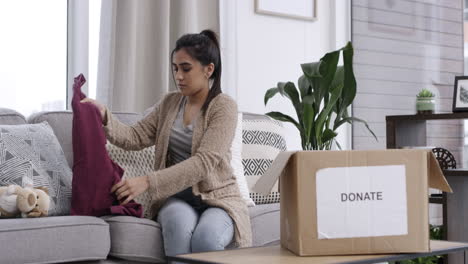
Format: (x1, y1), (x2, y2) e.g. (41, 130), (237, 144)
(350, 117), (378, 141)
(301, 62), (322, 79)
(277, 82), (287, 97)
(284, 82), (300, 107)
(283, 82), (302, 126)
(298, 75), (310, 99)
(314, 74), (344, 143)
(264, 87), (279, 106)
(334, 117), (350, 130)
(302, 95), (314, 106)
(330, 68), (345, 124)
(308, 47), (343, 145)
(302, 97), (315, 144)
(322, 128), (337, 144)
(301, 63), (322, 106)
(338, 116), (378, 141)
(330, 67), (344, 93)
(319, 50), (340, 98)
(303, 49), (340, 115)
(333, 44), (355, 129)
(334, 139), (342, 150)
(342, 108), (349, 118)
(315, 50), (340, 112)
(341, 42), (356, 109)
(265, 111), (302, 132)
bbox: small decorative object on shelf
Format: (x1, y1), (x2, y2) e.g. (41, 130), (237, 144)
(416, 89), (435, 114)
(431, 147), (456, 170)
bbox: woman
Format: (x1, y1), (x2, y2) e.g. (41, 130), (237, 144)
(81, 29), (252, 256)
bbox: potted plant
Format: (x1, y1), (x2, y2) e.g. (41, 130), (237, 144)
(264, 42), (376, 150)
(416, 89), (435, 114)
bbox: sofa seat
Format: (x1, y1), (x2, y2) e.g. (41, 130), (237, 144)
(101, 216), (164, 263)
(99, 203), (279, 263)
(249, 203), (280, 246)
(0, 216), (110, 264)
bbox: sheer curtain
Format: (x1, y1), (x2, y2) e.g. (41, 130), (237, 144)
(96, 0), (219, 113)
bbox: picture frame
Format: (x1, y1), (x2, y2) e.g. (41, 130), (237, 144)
(254, 0), (317, 21)
(452, 76), (468, 112)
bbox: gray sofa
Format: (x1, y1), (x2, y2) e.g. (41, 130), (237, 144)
(0, 108), (280, 264)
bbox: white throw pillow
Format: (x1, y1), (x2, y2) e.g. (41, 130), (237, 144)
(231, 113), (255, 207)
(106, 143), (155, 218)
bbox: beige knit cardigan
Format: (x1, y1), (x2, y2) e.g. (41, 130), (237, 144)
(103, 92), (252, 247)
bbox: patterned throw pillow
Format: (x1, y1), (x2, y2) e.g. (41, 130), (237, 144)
(106, 143), (155, 218)
(0, 122), (72, 215)
(242, 115), (286, 204)
(231, 113), (255, 207)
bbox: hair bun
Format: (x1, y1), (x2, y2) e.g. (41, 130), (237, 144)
(200, 29), (219, 48)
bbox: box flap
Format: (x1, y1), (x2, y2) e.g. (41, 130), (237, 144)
(254, 150), (453, 195)
(253, 151), (297, 196)
(428, 152), (453, 193)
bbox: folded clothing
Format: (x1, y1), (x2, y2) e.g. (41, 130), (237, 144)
(70, 74), (142, 217)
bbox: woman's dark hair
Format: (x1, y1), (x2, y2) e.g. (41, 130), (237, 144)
(171, 29), (222, 112)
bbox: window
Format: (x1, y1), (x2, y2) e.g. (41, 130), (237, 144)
(0, 0), (67, 117)
(88, 0), (101, 99)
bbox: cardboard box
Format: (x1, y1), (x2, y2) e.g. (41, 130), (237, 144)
(254, 149), (452, 256)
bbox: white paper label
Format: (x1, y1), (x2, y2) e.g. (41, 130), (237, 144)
(316, 165), (408, 239)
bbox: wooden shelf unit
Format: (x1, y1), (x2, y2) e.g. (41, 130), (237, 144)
(443, 169), (468, 177)
(386, 112), (468, 264)
(386, 112), (467, 149)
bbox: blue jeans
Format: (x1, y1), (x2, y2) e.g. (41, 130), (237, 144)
(157, 197), (234, 257)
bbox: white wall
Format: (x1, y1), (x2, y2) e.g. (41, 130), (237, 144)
(352, 0), (463, 153)
(221, 0), (350, 150)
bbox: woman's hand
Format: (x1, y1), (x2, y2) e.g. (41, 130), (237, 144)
(80, 98), (106, 121)
(111, 176), (150, 205)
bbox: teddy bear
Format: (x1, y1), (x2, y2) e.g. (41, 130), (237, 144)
(22, 186), (50, 218)
(0, 185), (50, 218)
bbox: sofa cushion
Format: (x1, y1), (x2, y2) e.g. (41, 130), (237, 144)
(249, 203), (280, 246)
(0, 216), (110, 264)
(28, 111), (142, 168)
(28, 111), (75, 168)
(0, 108), (26, 125)
(102, 216), (165, 263)
(242, 113), (286, 204)
(0, 122), (72, 215)
(106, 143), (155, 218)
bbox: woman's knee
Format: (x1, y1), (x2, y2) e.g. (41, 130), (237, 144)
(158, 198), (197, 223)
(157, 198), (198, 237)
(191, 209), (234, 252)
(191, 227), (225, 252)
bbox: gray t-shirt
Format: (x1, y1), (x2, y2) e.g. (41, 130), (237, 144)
(168, 97), (206, 211)
(168, 96), (193, 165)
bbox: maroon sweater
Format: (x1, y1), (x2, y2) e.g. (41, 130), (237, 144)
(70, 74), (142, 217)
